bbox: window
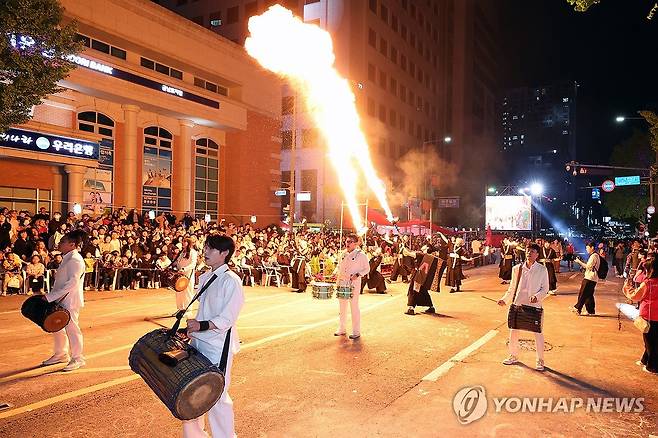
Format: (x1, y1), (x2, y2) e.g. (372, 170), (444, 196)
(91, 39), (110, 54)
(141, 57), (184, 81)
(300, 169), (317, 219)
(379, 37), (387, 57)
(302, 128), (318, 148)
(194, 77), (229, 96)
(282, 96), (295, 115)
(389, 109), (396, 127)
(195, 138), (220, 219)
(380, 4), (388, 23)
(389, 77), (397, 96)
(391, 15), (398, 32)
(400, 84), (406, 103)
(401, 25), (407, 41)
(400, 54), (407, 71)
(379, 70), (387, 89)
(367, 98), (376, 116)
(389, 141), (396, 158)
(227, 6), (239, 24)
(78, 112), (115, 213)
(409, 61), (415, 77)
(390, 46), (397, 64)
(176, 0), (187, 5)
(75, 34), (90, 47)
(110, 46), (126, 60)
(379, 138), (386, 155)
(281, 130), (293, 149)
(369, 0), (377, 13)
(368, 63), (376, 82)
(143, 126), (173, 213)
(368, 28), (376, 47)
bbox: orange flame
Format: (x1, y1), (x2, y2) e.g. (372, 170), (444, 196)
(245, 5), (394, 232)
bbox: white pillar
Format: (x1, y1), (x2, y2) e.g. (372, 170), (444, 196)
(173, 120), (194, 217)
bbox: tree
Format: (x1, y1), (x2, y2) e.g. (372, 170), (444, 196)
(603, 130), (652, 221)
(566, 0), (601, 12)
(0, 0), (81, 133)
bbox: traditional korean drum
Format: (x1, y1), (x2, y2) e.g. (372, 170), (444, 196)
(21, 295), (71, 333)
(336, 284), (353, 300)
(312, 282), (334, 300)
(129, 329), (225, 420)
(161, 269), (190, 292)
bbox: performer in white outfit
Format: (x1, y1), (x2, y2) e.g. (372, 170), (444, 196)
(177, 238), (198, 317)
(334, 234), (370, 340)
(184, 234), (244, 438)
(497, 242), (549, 371)
(41, 230), (87, 371)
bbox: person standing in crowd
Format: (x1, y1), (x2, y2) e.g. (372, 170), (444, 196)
(539, 240), (558, 295)
(446, 237), (473, 293)
(334, 234), (370, 340)
(184, 234), (244, 438)
(565, 240), (575, 272)
(498, 243), (549, 371)
(364, 247), (387, 294)
(499, 238), (514, 284)
(176, 238), (198, 317)
(471, 237), (482, 268)
(0, 213), (12, 250)
(551, 239), (563, 274)
(572, 242), (600, 316)
(41, 230), (87, 371)
(625, 240), (642, 285)
(623, 254), (658, 374)
(614, 242), (626, 278)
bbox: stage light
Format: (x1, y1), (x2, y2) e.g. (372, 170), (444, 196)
(250, 215), (257, 223)
(73, 203), (82, 215)
(148, 210), (156, 220)
(204, 213), (211, 223)
(530, 183), (544, 196)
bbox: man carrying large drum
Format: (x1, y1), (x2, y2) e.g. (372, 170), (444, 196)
(40, 229), (87, 371)
(334, 234), (370, 340)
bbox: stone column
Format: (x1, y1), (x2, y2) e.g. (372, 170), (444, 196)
(50, 166), (63, 214)
(64, 164), (86, 212)
(122, 104), (140, 209)
(173, 120), (194, 217)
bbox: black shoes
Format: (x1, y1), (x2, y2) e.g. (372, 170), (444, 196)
(405, 308), (415, 315)
(425, 307), (436, 314)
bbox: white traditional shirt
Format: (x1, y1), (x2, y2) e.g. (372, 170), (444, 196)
(190, 264), (245, 365)
(337, 248), (370, 290)
(500, 261), (549, 309)
(46, 249), (85, 310)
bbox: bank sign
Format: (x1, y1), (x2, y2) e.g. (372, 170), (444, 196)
(0, 128), (100, 160)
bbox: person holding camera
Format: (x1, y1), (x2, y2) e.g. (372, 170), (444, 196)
(572, 242), (600, 316)
(497, 243), (549, 371)
(183, 234), (244, 438)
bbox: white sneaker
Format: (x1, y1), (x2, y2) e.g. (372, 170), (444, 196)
(535, 359), (545, 371)
(502, 355), (519, 365)
(62, 358), (86, 372)
(42, 354), (70, 366)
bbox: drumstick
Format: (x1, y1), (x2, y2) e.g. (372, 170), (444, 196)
(481, 295), (498, 303)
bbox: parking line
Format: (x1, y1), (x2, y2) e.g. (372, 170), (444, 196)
(422, 329), (498, 382)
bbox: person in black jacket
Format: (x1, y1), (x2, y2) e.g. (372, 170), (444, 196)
(0, 213), (11, 251)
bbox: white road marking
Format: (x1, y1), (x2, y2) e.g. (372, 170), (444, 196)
(0, 295), (402, 419)
(422, 329), (499, 382)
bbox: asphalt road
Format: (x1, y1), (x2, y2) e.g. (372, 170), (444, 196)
(0, 264), (656, 437)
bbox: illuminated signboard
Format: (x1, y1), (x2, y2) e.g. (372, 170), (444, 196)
(0, 128), (99, 160)
(66, 54), (219, 109)
(614, 175), (641, 186)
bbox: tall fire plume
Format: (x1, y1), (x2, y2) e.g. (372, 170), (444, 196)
(245, 5), (394, 232)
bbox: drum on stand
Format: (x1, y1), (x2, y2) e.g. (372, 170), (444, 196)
(21, 295), (71, 333)
(129, 329), (225, 420)
(336, 284), (353, 300)
(311, 282), (334, 300)
(161, 270), (190, 292)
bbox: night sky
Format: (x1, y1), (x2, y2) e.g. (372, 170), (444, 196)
(499, 0), (658, 163)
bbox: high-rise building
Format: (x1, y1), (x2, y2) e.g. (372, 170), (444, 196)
(156, 0), (500, 227)
(501, 81), (578, 207)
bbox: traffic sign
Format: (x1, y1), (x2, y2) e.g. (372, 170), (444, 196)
(648, 206), (656, 215)
(591, 188), (600, 200)
(615, 175), (641, 186)
(601, 180), (615, 192)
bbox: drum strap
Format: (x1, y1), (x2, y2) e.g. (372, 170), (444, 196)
(169, 273), (218, 337)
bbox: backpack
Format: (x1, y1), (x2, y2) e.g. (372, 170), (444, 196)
(597, 256), (609, 279)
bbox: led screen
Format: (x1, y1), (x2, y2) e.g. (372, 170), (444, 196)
(486, 196), (532, 231)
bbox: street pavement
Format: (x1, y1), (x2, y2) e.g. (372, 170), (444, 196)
(0, 264), (656, 437)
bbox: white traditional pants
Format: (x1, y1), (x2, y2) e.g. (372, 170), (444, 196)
(183, 353), (235, 438)
(508, 329), (544, 361)
(53, 308), (84, 360)
(338, 291), (361, 336)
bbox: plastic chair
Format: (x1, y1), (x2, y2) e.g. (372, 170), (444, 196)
(262, 263), (281, 287)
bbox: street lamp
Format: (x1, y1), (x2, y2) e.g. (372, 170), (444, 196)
(444, 136), (452, 143)
(615, 115), (644, 123)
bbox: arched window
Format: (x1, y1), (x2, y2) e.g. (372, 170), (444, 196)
(77, 111), (115, 215)
(142, 126), (173, 213)
(195, 138), (219, 220)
